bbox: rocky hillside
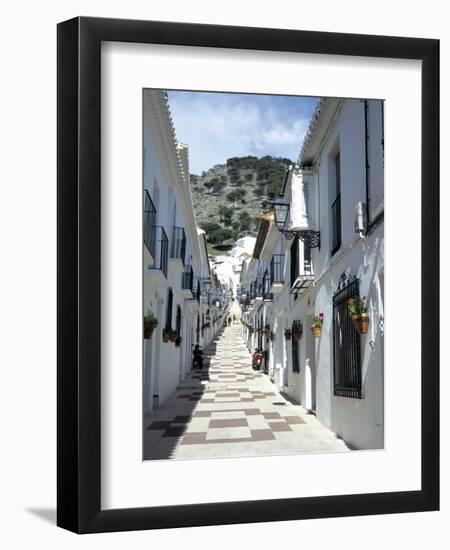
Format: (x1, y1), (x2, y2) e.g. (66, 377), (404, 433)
(189, 155), (292, 249)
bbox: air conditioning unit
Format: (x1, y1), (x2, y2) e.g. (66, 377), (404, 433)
(354, 202), (368, 235)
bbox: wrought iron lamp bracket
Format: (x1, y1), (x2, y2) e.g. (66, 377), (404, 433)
(279, 228), (321, 248)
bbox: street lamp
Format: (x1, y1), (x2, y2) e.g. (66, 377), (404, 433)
(272, 196), (290, 229)
(271, 195), (321, 248)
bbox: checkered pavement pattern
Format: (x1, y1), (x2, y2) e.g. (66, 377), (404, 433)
(143, 323), (348, 459)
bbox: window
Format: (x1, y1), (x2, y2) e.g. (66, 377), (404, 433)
(291, 322), (300, 373)
(303, 243), (312, 274)
(332, 278), (362, 398)
(176, 305), (182, 334)
(290, 235), (299, 285)
(165, 288), (173, 330)
(290, 235), (300, 301)
(331, 152), (342, 255)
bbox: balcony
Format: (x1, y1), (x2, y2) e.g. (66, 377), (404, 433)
(270, 254), (285, 293)
(143, 190), (157, 258)
(263, 270), (273, 302)
(255, 279), (264, 304)
(181, 264), (194, 299)
(249, 281), (256, 305)
(146, 226), (169, 283)
(169, 226), (186, 272)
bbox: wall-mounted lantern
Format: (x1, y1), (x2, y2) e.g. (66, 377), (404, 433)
(272, 195), (321, 248)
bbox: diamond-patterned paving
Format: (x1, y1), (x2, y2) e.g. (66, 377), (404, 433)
(144, 323), (348, 460)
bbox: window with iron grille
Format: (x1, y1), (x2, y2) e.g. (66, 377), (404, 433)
(291, 321), (300, 373)
(332, 278), (362, 398)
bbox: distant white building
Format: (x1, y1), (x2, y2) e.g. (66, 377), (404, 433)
(143, 90), (227, 412)
(241, 98), (384, 450)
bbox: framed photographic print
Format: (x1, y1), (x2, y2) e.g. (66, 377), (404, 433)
(57, 16), (439, 533)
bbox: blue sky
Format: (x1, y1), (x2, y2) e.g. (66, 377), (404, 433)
(167, 91), (318, 175)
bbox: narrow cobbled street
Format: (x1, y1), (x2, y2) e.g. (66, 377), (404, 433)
(144, 323), (348, 460)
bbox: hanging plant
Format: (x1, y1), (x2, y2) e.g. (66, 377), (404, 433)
(310, 313), (324, 337)
(144, 310), (158, 340)
(284, 329), (292, 341)
(292, 320), (303, 340)
(269, 331), (275, 341)
(162, 328), (171, 343)
(264, 324), (271, 337)
(347, 297), (370, 334)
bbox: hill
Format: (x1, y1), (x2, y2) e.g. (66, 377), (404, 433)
(189, 155), (292, 252)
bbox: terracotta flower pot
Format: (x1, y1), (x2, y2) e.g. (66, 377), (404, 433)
(144, 326), (155, 340)
(311, 326), (322, 338)
(352, 312), (370, 334)
(162, 330), (170, 343)
(293, 330), (303, 341)
(285, 333), (292, 341)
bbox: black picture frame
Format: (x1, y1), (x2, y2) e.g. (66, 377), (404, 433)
(57, 16), (439, 534)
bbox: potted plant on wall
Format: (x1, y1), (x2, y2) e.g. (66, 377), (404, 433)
(347, 297), (370, 334)
(284, 329), (292, 341)
(144, 310), (158, 340)
(269, 330), (275, 341)
(292, 320), (303, 340)
(311, 313), (324, 337)
(264, 324), (271, 337)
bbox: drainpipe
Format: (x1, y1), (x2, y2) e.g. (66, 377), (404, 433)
(364, 100), (371, 228)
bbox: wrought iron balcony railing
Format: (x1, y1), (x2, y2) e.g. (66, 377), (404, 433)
(181, 264), (194, 292)
(170, 226), (186, 265)
(143, 190), (157, 257)
(263, 270), (273, 301)
(146, 225), (169, 278)
(270, 254), (285, 285)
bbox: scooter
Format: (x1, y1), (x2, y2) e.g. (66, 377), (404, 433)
(192, 345), (204, 369)
(252, 348), (264, 370)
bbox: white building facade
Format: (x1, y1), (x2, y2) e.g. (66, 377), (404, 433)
(143, 90), (227, 413)
(241, 98), (384, 450)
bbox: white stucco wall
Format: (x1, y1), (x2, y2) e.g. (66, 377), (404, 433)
(142, 90), (224, 412)
(241, 97), (384, 450)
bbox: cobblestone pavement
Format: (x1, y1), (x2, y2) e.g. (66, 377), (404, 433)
(143, 323), (349, 460)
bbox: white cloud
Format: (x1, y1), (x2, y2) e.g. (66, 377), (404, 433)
(167, 92), (316, 174)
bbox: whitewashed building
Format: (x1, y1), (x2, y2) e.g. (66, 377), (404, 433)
(143, 90), (226, 413)
(241, 98), (384, 450)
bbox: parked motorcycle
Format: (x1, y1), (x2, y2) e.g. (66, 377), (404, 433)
(252, 348), (264, 370)
(192, 344), (203, 369)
